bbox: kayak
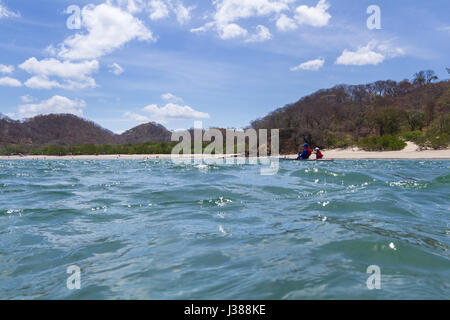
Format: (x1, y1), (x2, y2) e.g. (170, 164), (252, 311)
(280, 158), (334, 162)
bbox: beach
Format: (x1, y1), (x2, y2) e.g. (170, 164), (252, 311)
(1, 143), (449, 160)
(292, 142), (450, 160)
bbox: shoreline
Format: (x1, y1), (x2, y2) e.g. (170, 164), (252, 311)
(312, 142), (450, 160)
(1, 152), (449, 161)
(1, 144), (449, 161)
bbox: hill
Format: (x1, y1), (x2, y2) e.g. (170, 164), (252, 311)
(251, 72), (450, 153)
(119, 122), (171, 144)
(0, 114), (172, 148)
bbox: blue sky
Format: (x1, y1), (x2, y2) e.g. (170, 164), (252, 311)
(0, 0), (449, 133)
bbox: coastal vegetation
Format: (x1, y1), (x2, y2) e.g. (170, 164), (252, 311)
(0, 141), (177, 156)
(1, 71), (449, 155)
(357, 135), (406, 151)
(252, 70), (450, 153)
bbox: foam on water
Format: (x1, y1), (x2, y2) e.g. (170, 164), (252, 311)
(0, 159), (449, 299)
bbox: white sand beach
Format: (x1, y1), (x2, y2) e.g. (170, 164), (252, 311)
(1, 143), (449, 160)
(285, 142), (450, 160)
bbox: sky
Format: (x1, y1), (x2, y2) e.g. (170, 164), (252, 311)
(0, 0), (449, 133)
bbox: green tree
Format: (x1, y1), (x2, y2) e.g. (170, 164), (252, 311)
(425, 115), (450, 149)
(406, 110), (426, 131)
(369, 107), (405, 136)
(358, 135), (406, 151)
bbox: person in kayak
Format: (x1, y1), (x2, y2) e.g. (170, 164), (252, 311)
(297, 144), (312, 160)
(314, 147), (324, 160)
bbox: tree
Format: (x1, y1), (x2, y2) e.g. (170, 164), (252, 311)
(425, 70), (439, 83)
(406, 111), (426, 131)
(369, 107), (405, 136)
(413, 70), (438, 86)
(413, 71), (426, 86)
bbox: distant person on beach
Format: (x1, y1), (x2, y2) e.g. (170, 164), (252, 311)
(297, 144), (312, 160)
(314, 147), (324, 160)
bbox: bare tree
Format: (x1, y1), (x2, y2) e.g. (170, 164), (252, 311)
(414, 70), (438, 86)
(413, 71), (426, 86)
(425, 70), (438, 83)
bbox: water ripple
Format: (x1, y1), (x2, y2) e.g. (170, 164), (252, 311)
(0, 159), (449, 299)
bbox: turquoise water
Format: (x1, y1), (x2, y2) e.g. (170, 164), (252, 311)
(0, 159), (449, 300)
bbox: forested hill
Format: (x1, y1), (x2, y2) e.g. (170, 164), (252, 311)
(251, 71), (450, 153)
(119, 122), (171, 144)
(0, 114), (172, 147)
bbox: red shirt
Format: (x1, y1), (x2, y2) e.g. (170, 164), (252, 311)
(316, 150), (323, 159)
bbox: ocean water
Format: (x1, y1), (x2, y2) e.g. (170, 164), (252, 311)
(0, 159), (448, 300)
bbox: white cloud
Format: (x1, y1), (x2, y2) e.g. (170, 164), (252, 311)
(291, 58), (325, 71)
(161, 93), (183, 103)
(109, 0), (193, 24)
(294, 0), (331, 27)
(147, 0), (194, 23)
(149, 0), (170, 20)
(19, 58), (99, 79)
(107, 0), (146, 14)
(44, 45), (58, 57)
(171, 1), (194, 24)
(276, 14), (297, 32)
(19, 57), (98, 90)
(0, 77), (21, 87)
(57, 3), (154, 60)
(0, 2), (19, 19)
(190, 23), (214, 34)
(23, 76), (64, 90)
(219, 23), (248, 40)
(125, 0), (146, 13)
(144, 102), (210, 121)
(376, 41), (405, 58)
(336, 46), (384, 66)
(192, 0), (294, 41)
(23, 76), (96, 90)
(213, 0), (293, 25)
(336, 41), (404, 66)
(0, 64), (14, 74)
(127, 0), (146, 13)
(124, 93), (210, 124)
(17, 96), (86, 118)
(246, 25), (273, 43)
(109, 63), (124, 75)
